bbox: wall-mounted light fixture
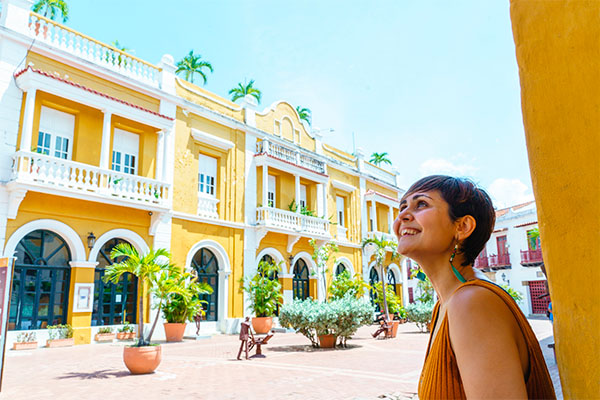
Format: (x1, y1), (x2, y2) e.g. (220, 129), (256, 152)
(87, 232), (96, 249)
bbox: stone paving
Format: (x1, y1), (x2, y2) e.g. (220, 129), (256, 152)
(0, 319), (560, 400)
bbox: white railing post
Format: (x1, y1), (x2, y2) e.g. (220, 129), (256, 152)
(294, 174), (300, 214)
(262, 164), (268, 208)
(99, 110), (112, 170)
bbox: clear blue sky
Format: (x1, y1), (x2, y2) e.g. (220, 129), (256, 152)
(68, 0), (533, 208)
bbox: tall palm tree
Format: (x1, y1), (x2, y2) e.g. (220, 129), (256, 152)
(32, 0), (69, 22)
(229, 80), (262, 103)
(175, 50), (213, 85)
(370, 152), (392, 166)
(103, 243), (174, 346)
(296, 106), (312, 126)
(361, 236), (400, 320)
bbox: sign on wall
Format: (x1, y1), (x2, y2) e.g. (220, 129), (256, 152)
(72, 283), (94, 313)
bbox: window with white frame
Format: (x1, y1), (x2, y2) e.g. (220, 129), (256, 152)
(268, 175), (276, 207)
(37, 106), (75, 159)
(300, 184), (307, 209)
(336, 196), (345, 227)
(112, 128), (139, 174)
(198, 154), (217, 197)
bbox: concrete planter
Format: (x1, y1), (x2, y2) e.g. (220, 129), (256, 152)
(12, 341), (37, 350)
(95, 333), (116, 342)
(46, 338), (74, 348)
(117, 332), (135, 340)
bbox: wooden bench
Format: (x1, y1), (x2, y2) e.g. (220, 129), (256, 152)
(248, 333), (274, 358)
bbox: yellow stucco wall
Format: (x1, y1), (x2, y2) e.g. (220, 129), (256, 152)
(510, 1), (600, 397)
(366, 181), (398, 199)
(175, 79), (244, 122)
(255, 102), (316, 152)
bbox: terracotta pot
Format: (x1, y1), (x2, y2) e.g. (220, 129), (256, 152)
(95, 333), (115, 342)
(163, 323), (186, 342)
(386, 321), (400, 338)
(46, 338), (74, 348)
(13, 342), (37, 350)
(251, 317), (273, 334)
(318, 334), (336, 348)
(123, 345), (162, 375)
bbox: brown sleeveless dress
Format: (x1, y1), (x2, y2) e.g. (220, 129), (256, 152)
(418, 279), (556, 399)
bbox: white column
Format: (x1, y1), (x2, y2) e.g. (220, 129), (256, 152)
(370, 200), (377, 233)
(262, 164), (268, 207)
(19, 89), (36, 152)
(155, 131), (165, 181)
(316, 183), (324, 217)
(388, 205), (394, 234)
(99, 111), (112, 169)
(322, 183), (328, 218)
(294, 174), (300, 213)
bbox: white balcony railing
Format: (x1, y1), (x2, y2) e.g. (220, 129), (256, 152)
(367, 230), (397, 244)
(256, 207), (329, 236)
(337, 226), (348, 241)
(197, 194), (219, 219)
(12, 151), (170, 208)
(28, 13), (160, 88)
(364, 162), (396, 186)
(256, 139), (326, 175)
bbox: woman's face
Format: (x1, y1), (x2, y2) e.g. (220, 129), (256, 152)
(393, 190), (457, 261)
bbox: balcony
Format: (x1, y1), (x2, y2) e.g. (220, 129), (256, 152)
(474, 254), (489, 270)
(11, 151), (170, 211)
(364, 162), (396, 187)
(28, 13), (160, 88)
(488, 253), (511, 269)
(521, 248), (543, 266)
(256, 207), (329, 237)
(256, 139), (326, 175)
(337, 226), (348, 241)
(197, 194), (219, 219)
(366, 231), (397, 244)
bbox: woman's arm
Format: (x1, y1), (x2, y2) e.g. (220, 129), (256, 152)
(447, 286), (528, 399)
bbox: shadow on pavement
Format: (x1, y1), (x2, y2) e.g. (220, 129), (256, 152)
(56, 369), (130, 380)
(268, 344), (362, 353)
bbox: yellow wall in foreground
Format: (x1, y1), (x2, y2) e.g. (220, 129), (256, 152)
(510, 1), (600, 398)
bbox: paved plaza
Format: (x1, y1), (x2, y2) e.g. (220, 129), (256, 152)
(0, 319), (560, 400)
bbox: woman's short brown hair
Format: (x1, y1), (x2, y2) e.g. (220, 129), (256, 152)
(402, 175), (496, 266)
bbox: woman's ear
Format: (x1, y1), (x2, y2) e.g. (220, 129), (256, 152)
(456, 215), (476, 241)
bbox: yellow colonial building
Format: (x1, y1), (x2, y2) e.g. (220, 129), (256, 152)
(0, 0), (405, 345)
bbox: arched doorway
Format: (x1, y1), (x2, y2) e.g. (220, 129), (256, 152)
(92, 238), (138, 326)
(190, 248), (219, 321)
(369, 266), (380, 310)
(10, 230), (71, 330)
(387, 269), (397, 294)
(292, 258), (309, 300)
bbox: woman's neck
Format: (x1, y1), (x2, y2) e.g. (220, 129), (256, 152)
(419, 253), (478, 304)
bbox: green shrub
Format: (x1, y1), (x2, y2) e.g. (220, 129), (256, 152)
(405, 302), (434, 333)
(371, 282), (403, 315)
(47, 324), (73, 339)
(97, 327), (114, 334)
(501, 285), (524, 303)
(329, 270), (369, 300)
(118, 322), (134, 333)
(279, 296), (375, 348)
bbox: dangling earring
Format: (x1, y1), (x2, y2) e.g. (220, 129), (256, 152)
(450, 243), (467, 283)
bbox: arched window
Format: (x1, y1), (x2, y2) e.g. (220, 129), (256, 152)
(387, 269), (397, 294)
(369, 267), (380, 311)
(92, 238), (137, 326)
(335, 263), (346, 276)
(10, 230), (71, 330)
(191, 248), (219, 321)
(292, 259), (309, 300)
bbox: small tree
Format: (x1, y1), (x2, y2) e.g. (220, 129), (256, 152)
(361, 236), (400, 318)
(295, 106), (312, 125)
(369, 152), (392, 166)
(175, 50), (213, 85)
(309, 239), (338, 301)
(229, 79), (262, 103)
(239, 260), (283, 317)
(329, 270), (370, 300)
(32, 0), (69, 23)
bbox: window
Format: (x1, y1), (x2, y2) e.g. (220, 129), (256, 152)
(300, 184), (307, 209)
(36, 106), (75, 159)
(191, 248), (219, 321)
(198, 154), (217, 197)
(268, 175), (276, 207)
(336, 196), (345, 227)
(112, 128), (139, 174)
(292, 259), (309, 300)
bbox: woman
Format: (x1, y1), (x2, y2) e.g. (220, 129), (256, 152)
(393, 175), (555, 399)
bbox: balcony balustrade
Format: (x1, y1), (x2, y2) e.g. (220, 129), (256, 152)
(11, 151), (170, 209)
(197, 194), (219, 219)
(256, 207), (329, 236)
(256, 139), (326, 175)
(28, 13), (160, 87)
(366, 230), (397, 244)
(488, 253), (511, 269)
(474, 254), (489, 270)
(520, 248), (543, 265)
(364, 162), (396, 186)
(337, 226), (348, 241)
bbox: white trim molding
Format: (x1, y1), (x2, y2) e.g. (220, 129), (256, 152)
(3, 219), (86, 261)
(335, 256), (355, 276)
(88, 229), (149, 263)
(191, 128), (235, 150)
(332, 179), (356, 193)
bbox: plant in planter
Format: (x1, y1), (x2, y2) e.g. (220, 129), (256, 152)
(46, 324), (74, 347)
(309, 239), (339, 302)
(95, 326), (115, 342)
(158, 270), (213, 342)
(329, 270), (370, 300)
(117, 322), (135, 340)
(103, 243), (177, 374)
(239, 260), (283, 333)
(13, 332), (37, 350)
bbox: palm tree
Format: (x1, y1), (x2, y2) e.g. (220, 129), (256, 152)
(296, 106), (312, 126)
(229, 80), (262, 103)
(107, 40), (133, 67)
(103, 243), (174, 346)
(175, 50), (213, 85)
(361, 236), (400, 320)
(370, 152), (392, 166)
(32, 0), (69, 23)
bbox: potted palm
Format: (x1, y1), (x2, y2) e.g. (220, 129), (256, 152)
(103, 244), (177, 375)
(239, 260), (283, 333)
(159, 270), (213, 342)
